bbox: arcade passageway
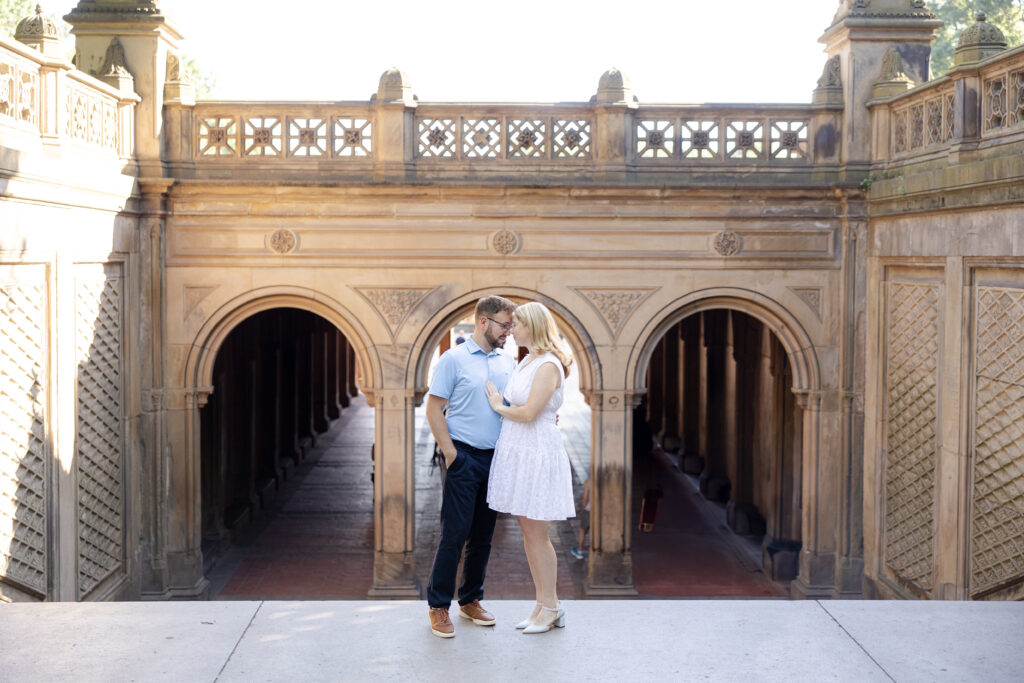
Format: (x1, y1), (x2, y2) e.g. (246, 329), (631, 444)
(197, 308), (796, 599)
(200, 308), (363, 575)
(632, 309), (801, 595)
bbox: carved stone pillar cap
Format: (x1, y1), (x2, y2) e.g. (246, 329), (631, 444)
(374, 67), (416, 106)
(954, 12), (1008, 66)
(593, 68), (638, 107)
(15, 5), (64, 56)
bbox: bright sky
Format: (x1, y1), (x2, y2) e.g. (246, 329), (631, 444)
(58, 1), (842, 104)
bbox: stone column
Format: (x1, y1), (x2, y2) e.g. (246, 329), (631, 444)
(647, 339), (665, 438)
(791, 390), (838, 599)
(763, 342), (801, 581)
(295, 315), (314, 452)
(727, 313), (765, 535)
(339, 336), (352, 408)
(660, 325), (682, 450)
(368, 388), (419, 598)
(586, 391), (638, 596)
(681, 317), (703, 474)
(312, 320), (329, 434)
(346, 340), (359, 399)
(700, 310), (730, 501)
(326, 328), (340, 420)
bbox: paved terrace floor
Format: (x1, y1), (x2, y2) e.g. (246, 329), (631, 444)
(207, 371), (785, 600)
(1, 600), (1022, 682)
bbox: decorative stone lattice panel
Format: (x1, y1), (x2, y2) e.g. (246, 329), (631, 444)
(75, 266), (124, 597)
(416, 115), (592, 161)
(63, 80), (119, 153)
(0, 56), (38, 126)
(971, 285), (1024, 596)
(573, 287), (657, 339)
(0, 282), (48, 596)
(891, 88), (955, 156)
(883, 280), (940, 591)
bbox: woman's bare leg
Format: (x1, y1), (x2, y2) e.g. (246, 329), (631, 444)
(519, 516), (558, 626)
(517, 516), (543, 623)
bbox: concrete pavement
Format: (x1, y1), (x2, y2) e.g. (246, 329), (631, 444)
(1, 599), (1022, 682)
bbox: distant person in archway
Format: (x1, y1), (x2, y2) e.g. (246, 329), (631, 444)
(425, 295), (517, 639)
(485, 301), (575, 634)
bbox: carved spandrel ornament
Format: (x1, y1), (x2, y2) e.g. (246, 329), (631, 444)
(790, 287), (823, 321)
(573, 287), (658, 339)
(355, 287), (435, 338)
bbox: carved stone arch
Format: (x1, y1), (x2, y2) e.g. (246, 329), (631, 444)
(627, 287), (821, 395)
(407, 287), (603, 402)
(183, 285), (381, 399)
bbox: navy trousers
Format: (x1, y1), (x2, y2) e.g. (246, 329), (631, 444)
(426, 440), (498, 609)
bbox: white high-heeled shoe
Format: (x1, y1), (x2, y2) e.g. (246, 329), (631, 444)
(522, 604), (565, 634)
(516, 602), (542, 629)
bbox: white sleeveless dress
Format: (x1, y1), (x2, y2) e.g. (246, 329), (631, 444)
(487, 352), (576, 521)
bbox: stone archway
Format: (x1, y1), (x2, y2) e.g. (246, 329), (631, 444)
(627, 288), (823, 596)
(174, 287), (381, 593)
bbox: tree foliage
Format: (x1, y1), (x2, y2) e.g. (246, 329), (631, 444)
(1, 0), (39, 38)
(930, 0), (1024, 77)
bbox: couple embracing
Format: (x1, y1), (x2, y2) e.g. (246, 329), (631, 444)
(426, 295), (575, 638)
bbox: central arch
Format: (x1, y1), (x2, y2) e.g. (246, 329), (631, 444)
(408, 287), (602, 398)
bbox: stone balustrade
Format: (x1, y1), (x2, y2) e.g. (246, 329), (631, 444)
(172, 99), (823, 182)
(873, 45), (1024, 163)
(0, 36), (136, 159)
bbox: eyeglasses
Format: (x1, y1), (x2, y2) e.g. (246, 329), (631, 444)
(485, 316), (514, 332)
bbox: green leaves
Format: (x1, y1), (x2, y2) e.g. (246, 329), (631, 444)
(930, 0), (1024, 77)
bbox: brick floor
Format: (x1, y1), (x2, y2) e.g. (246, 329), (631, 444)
(210, 376), (784, 600)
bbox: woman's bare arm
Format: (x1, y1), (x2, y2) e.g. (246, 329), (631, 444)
(485, 362), (561, 423)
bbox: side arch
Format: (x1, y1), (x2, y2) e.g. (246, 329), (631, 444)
(627, 288), (822, 395)
(406, 287), (602, 399)
(183, 285), (382, 397)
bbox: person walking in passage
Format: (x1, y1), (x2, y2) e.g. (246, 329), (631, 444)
(425, 295), (517, 639)
(484, 301), (575, 634)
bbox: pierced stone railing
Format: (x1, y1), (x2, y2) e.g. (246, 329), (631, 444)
(631, 105), (812, 162)
(181, 101), (820, 173)
(192, 103), (373, 159)
(979, 49), (1024, 137)
(0, 36), (136, 159)
(874, 45), (1024, 163)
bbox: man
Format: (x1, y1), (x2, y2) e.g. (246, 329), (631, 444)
(425, 295), (517, 638)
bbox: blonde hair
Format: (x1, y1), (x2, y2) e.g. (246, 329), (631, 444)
(514, 302), (573, 378)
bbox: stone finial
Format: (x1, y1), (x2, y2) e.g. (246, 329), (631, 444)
(98, 36), (131, 76)
(94, 37), (135, 93)
(164, 51), (195, 105)
(954, 11), (1008, 66)
(872, 47), (914, 98)
(14, 4), (64, 57)
(813, 56), (844, 107)
(594, 68), (637, 107)
(374, 67), (416, 106)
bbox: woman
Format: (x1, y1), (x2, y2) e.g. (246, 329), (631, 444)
(484, 301), (575, 634)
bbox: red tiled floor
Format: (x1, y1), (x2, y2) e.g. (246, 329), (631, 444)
(630, 446), (787, 598)
(210, 390), (786, 601)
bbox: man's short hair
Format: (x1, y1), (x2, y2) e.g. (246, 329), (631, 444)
(475, 295), (516, 319)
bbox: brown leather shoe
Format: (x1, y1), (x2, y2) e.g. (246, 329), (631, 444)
(429, 607), (455, 638)
(458, 600), (496, 626)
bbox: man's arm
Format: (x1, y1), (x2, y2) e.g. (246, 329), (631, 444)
(426, 394), (457, 467)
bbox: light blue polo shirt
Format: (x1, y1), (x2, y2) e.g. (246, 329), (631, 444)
(429, 337), (515, 450)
